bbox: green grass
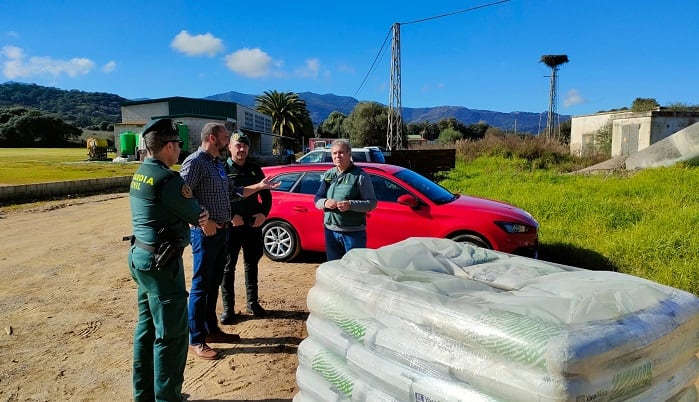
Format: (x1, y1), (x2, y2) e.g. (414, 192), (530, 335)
(0, 148), (138, 185)
(439, 156), (699, 294)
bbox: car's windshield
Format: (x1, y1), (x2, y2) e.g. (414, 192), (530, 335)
(296, 150), (326, 163)
(368, 148), (385, 163)
(394, 168), (456, 204)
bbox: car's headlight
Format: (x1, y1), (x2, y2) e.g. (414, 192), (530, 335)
(495, 221), (530, 234)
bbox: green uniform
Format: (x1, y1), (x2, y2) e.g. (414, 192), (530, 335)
(128, 157), (201, 402)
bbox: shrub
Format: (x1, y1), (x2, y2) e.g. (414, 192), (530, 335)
(455, 134), (608, 172)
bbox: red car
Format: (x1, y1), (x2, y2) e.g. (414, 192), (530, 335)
(260, 163), (538, 262)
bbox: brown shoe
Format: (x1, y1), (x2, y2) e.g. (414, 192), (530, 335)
(206, 329), (241, 343)
(189, 343), (219, 360)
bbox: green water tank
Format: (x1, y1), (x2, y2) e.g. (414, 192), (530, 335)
(177, 123), (189, 152)
(120, 131), (136, 156)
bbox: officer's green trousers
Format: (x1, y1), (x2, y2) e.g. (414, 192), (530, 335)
(129, 247), (189, 402)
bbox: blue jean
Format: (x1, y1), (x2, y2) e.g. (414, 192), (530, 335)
(188, 227), (228, 345)
(324, 228), (367, 261)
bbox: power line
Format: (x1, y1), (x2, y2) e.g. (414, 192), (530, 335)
(398, 0), (510, 25)
(351, 0), (511, 102)
(345, 0), (511, 123)
(351, 26), (393, 100)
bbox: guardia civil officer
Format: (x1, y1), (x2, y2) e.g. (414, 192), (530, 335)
(220, 132), (271, 324)
(127, 118), (209, 401)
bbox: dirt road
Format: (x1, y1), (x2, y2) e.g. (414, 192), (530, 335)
(0, 193), (319, 401)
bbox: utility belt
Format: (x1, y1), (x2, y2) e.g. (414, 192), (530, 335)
(123, 227), (184, 270)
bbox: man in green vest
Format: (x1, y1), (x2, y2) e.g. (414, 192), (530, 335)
(127, 118), (208, 401)
(314, 139), (377, 261)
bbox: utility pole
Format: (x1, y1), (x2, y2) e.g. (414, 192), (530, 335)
(387, 23), (403, 150)
(540, 54), (569, 140)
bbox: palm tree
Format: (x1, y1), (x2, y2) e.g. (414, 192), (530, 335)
(255, 90), (309, 152)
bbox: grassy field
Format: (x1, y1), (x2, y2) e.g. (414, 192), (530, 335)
(441, 156), (699, 295)
(0, 148), (139, 185)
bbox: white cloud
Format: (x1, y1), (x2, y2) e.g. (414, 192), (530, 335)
(564, 89), (585, 107)
(5, 31), (19, 39)
(294, 58), (320, 78)
(102, 60), (116, 73)
(2, 46), (95, 79)
(171, 30), (224, 57)
(2, 45), (23, 59)
(336, 64), (355, 74)
(224, 48), (274, 78)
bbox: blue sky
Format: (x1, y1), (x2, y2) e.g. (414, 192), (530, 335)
(1, 0), (697, 116)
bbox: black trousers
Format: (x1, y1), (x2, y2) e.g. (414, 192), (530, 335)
(221, 224), (263, 310)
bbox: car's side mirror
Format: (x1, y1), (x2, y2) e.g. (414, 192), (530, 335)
(397, 194), (419, 209)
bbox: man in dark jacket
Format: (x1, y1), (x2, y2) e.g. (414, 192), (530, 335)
(220, 132), (272, 323)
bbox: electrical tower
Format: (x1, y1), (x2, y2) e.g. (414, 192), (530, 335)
(386, 23), (403, 150)
(541, 54), (569, 140)
(383, 2), (510, 150)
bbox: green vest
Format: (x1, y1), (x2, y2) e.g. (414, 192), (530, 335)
(323, 165), (366, 228)
(129, 158), (201, 248)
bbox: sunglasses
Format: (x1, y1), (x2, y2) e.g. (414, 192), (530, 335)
(167, 139), (184, 147)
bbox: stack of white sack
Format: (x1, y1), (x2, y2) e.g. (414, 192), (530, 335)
(294, 237), (699, 402)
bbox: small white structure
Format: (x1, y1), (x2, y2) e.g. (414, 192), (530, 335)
(570, 109), (699, 157)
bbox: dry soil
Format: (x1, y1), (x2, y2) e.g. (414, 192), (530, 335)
(0, 193), (321, 401)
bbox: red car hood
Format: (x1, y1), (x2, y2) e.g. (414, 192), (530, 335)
(449, 194), (539, 227)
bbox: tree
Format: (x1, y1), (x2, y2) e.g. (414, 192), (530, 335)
(317, 111), (347, 139)
(463, 122), (489, 140)
(0, 107), (82, 147)
(341, 102), (388, 147)
(437, 127), (463, 145)
(255, 90), (310, 152)
(595, 120), (612, 156)
(630, 98), (660, 112)
(558, 119), (572, 145)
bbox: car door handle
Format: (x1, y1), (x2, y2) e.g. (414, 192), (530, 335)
(293, 206), (308, 212)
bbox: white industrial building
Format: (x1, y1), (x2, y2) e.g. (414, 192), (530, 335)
(570, 109), (699, 157)
(114, 96), (274, 158)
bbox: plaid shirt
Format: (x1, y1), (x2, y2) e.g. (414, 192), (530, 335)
(180, 148), (243, 225)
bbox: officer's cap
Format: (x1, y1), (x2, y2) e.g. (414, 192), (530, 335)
(231, 131), (250, 145)
(142, 118), (178, 137)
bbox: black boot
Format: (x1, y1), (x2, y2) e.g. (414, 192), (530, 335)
(244, 257), (266, 317)
(220, 255), (237, 324)
(220, 309), (238, 325)
(247, 301), (267, 317)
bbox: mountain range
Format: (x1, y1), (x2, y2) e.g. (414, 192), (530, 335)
(207, 90), (565, 134)
(0, 82), (567, 133)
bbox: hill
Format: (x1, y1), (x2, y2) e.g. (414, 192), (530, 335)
(0, 82), (567, 133)
(0, 82), (125, 128)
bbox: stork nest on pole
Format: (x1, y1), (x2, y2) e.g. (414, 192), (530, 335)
(540, 55), (569, 68)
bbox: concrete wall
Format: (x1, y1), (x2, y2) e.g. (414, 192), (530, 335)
(121, 102), (169, 124)
(236, 105), (274, 156)
(570, 112), (617, 155)
(611, 116), (651, 157)
(0, 176), (132, 204)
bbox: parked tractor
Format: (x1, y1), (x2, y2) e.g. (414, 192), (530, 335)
(86, 138), (115, 161)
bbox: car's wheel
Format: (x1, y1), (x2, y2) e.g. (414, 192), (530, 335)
(449, 233), (490, 249)
(262, 221), (301, 262)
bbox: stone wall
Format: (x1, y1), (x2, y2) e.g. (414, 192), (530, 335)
(0, 176), (132, 204)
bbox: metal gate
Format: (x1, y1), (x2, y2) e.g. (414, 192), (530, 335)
(621, 124), (640, 156)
